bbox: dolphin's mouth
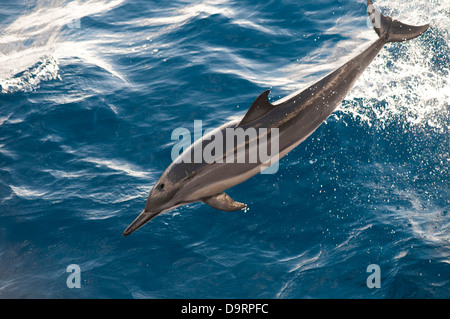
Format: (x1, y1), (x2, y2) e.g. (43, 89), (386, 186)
(123, 209), (162, 236)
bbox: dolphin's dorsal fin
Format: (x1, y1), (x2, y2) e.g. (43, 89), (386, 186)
(238, 89), (275, 126)
(202, 193), (247, 211)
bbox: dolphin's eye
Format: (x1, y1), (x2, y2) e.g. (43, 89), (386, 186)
(160, 183), (165, 190)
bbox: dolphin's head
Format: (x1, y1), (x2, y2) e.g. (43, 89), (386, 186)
(123, 175), (181, 236)
(123, 125), (231, 236)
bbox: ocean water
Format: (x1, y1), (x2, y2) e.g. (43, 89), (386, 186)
(0, 0), (448, 299)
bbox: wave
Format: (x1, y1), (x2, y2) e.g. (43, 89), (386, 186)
(0, 0), (126, 94)
(9, 185), (47, 200)
(81, 156), (152, 179)
(134, 0), (290, 37)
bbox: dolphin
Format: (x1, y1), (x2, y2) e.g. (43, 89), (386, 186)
(123, 0), (429, 236)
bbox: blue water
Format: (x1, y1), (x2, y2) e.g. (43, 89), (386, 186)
(0, 0), (448, 298)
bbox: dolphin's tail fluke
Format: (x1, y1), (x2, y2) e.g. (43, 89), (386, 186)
(367, 0), (429, 43)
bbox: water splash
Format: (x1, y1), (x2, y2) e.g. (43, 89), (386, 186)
(0, 55), (60, 94)
(0, 0), (126, 94)
(343, 0), (449, 132)
(277, 0), (449, 132)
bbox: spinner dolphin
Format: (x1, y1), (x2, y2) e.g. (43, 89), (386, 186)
(123, 1), (429, 236)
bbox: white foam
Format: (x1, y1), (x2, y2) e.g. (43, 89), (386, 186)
(0, 0), (127, 94)
(10, 185), (47, 199)
(379, 187), (450, 250)
(82, 156), (152, 179)
(341, 0), (448, 131)
(0, 55), (60, 94)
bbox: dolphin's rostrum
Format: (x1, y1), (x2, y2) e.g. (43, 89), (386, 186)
(123, 1), (429, 236)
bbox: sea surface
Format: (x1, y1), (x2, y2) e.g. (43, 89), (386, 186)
(0, 0), (448, 298)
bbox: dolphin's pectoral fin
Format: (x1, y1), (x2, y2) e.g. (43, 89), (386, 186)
(202, 193), (247, 211)
(238, 89), (276, 126)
